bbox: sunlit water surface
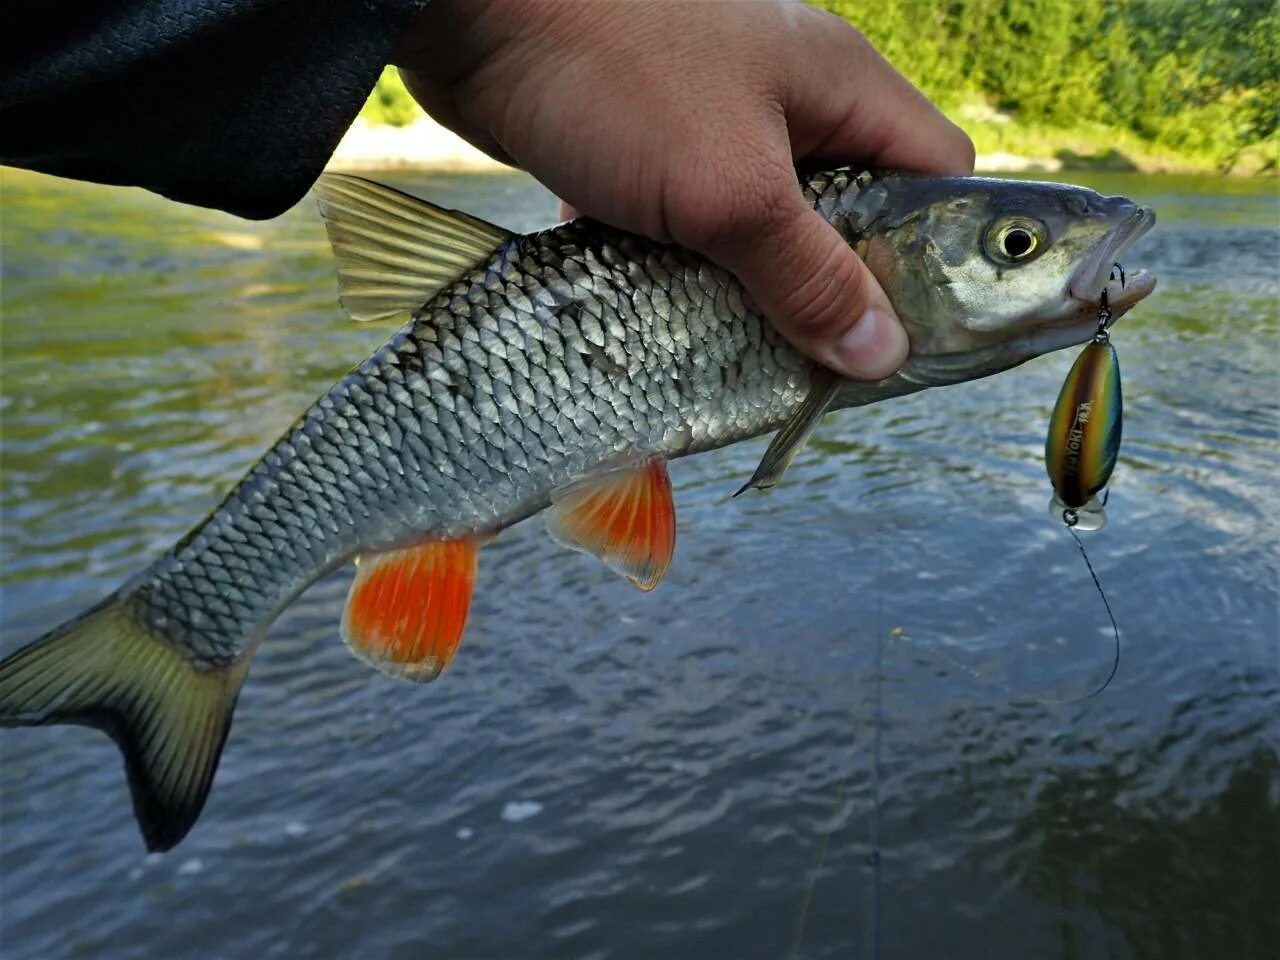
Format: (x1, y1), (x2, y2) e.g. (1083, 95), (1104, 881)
(1, 168), (1277, 959)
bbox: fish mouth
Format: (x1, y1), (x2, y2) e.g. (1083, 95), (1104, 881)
(1027, 205), (1157, 355)
(1100, 267), (1157, 311)
(1027, 268), (1156, 357)
(1067, 205), (1158, 305)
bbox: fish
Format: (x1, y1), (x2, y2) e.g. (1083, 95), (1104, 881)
(0, 168), (1157, 851)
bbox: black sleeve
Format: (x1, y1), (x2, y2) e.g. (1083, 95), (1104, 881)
(0, 0), (425, 219)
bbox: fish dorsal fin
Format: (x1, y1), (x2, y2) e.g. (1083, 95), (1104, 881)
(313, 173), (513, 322)
(735, 368), (842, 495)
(546, 456), (676, 592)
(341, 539), (479, 681)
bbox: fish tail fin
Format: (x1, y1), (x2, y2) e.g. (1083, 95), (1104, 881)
(0, 593), (249, 851)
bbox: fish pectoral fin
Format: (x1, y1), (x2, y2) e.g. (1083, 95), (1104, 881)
(342, 539), (479, 682)
(546, 455), (676, 592)
(313, 174), (514, 322)
(735, 367), (842, 496)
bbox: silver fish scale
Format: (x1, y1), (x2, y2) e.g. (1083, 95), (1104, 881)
(130, 179), (876, 664)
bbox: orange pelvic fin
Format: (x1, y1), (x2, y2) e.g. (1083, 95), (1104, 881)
(546, 455), (676, 591)
(341, 539), (478, 682)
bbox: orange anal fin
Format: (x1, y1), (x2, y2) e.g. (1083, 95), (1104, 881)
(341, 539), (478, 682)
(546, 456), (676, 591)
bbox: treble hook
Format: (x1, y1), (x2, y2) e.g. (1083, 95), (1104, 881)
(1096, 289), (1112, 343)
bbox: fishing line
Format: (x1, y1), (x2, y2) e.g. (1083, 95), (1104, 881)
(790, 511), (888, 960)
(1039, 268), (1128, 704)
(914, 269), (1129, 706)
(792, 269), (1133, 952)
(789, 778), (847, 960)
(866, 275), (1129, 707)
(865, 497), (886, 960)
(1060, 517), (1121, 701)
(876, 549), (1120, 708)
(867, 613), (884, 960)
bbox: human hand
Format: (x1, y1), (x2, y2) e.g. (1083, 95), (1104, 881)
(394, 0), (974, 380)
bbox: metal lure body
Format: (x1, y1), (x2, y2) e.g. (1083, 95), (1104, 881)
(1045, 336), (1122, 530)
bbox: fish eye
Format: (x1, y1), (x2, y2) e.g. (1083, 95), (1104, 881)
(1003, 228), (1034, 258)
(984, 218), (1047, 265)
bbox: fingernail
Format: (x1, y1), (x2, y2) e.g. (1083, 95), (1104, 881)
(832, 308), (909, 380)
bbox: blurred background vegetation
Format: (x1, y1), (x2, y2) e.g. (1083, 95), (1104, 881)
(360, 0), (1277, 174)
(359, 66), (423, 129)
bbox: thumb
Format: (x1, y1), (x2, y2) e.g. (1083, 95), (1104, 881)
(704, 195), (909, 381)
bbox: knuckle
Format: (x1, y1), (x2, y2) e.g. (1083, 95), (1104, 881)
(664, 159), (797, 254)
(807, 1), (869, 47)
(836, 19), (871, 52)
(781, 250), (867, 342)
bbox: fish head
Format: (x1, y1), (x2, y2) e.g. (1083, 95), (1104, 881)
(855, 175), (1156, 384)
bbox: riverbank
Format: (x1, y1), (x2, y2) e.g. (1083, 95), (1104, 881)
(328, 116), (1274, 177)
(324, 118), (1082, 175)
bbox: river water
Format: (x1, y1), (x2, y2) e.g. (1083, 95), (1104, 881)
(1, 168), (1277, 959)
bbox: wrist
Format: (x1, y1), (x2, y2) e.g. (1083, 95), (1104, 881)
(392, 0), (587, 84)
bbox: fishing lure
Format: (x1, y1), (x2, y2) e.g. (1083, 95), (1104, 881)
(1046, 278), (1123, 530)
(795, 271), (1142, 952)
(1042, 266), (1127, 699)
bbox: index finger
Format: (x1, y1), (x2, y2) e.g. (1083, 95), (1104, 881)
(788, 10), (975, 175)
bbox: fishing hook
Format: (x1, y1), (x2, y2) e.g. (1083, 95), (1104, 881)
(1095, 291), (1112, 343)
(1093, 261), (1127, 343)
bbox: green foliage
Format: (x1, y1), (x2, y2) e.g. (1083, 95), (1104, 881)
(359, 67), (422, 128)
(809, 0), (1278, 173)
